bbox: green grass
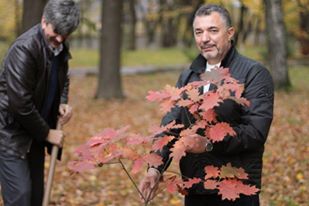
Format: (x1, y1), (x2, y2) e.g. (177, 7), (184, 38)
(69, 47), (192, 68)
(289, 65), (309, 90)
(0, 41), (9, 63)
(68, 43), (271, 69)
(69, 45), (267, 69)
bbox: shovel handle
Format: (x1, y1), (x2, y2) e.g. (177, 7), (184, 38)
(42, 122), (62, 206)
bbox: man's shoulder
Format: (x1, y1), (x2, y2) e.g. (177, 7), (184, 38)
(12, 24), (42, 50)
(230, 51), (269, 77)
(235, 52), (265, 69)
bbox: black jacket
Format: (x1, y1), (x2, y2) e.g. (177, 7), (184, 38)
(0, 24), (70, 158)
(157, 45), (274, 194)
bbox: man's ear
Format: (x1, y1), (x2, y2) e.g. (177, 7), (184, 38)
(227, 27), (235, 41)
(41, 17), (46, 26)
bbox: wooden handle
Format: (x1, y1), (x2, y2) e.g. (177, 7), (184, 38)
(42, 122), (62, 206)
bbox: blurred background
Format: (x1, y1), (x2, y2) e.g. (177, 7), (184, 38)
(0, 0), (308, 205)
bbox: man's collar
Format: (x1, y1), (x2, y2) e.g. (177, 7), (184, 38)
(50, 44), (63, 56)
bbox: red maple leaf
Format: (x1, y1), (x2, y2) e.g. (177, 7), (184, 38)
(121, 148), (139, 160)
(200, 92), (222, 111)
(186, 88), (201, 102)
(179, 127), (198, 138)
(217, 179), (259, 201)
(146, 90), (170, 102)
(234, 167), (249, 180)
(207, 122), (236, 142)
(131, 158), (144, 174)
(220, 163), (237, 179)
(143, 153), (163, 168)
(220, 163), (249, 180)
(182, 177), (201, 189)
(229, 96), (250, 107)
(191, 120), (207, 132)
(201, 109), (217, 123)
(237, 182), (259, 196)
(75, 144), (95, 161)
(218, 179), (240, 201)
(165, 85), (183, 101)
(126, 133), (151, 145)
(152, 135), (174, 151)
(204, 165), (220, 179)
(170, 140), (187, 162)
(204, 179), (219, 190)
(177, 99), (194, 108)
(189, 103), (200, 114)
(68, 160), (96, 173)
(160, 99), (175, 113)
(149, 120), (184, 136)
(165, 175), (181, 193)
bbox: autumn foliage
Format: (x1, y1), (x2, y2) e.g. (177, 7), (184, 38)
(68, 67), (258, 203)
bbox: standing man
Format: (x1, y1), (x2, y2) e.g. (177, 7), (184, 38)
(140, 4), (274, 206)
(0, 0), (80, 205)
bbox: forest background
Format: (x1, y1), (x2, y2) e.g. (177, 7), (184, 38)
(0, 0), (308, 205)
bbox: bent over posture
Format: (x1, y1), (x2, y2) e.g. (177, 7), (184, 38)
(0, 0), (80, 205)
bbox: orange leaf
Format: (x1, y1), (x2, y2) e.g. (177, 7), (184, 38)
(207, 122), (236, 142)
(200, 92), (222, 111)
(143, 153), (163, 168)
(218, 179), (240, 201)
(152, 135), (174, 151)
(204, 179), (219, 190)
(204, 165), (220, 179)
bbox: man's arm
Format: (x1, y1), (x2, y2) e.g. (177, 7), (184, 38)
(212, 65), (274, 155)
(5, 43), (50, 141)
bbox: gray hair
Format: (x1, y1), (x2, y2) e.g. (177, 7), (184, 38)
(194, 4), (232, 28)
(43, 0), (80, 36)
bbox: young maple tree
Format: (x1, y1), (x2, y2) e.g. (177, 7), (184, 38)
(68, 67), (258, 205)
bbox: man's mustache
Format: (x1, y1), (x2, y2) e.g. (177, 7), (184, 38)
(200, 44), (218, 50)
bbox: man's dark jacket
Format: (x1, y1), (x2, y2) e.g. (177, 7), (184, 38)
(0, 24), (70, 158)
(157, 45), (274, 194)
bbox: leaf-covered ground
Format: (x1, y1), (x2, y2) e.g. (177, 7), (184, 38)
(1, 69), (308, 206)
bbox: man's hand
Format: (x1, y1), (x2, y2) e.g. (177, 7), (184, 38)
(58, 104), (72, 125)
(186, 135), (213, 153)
(139, 168), (161, 203)
(46, 129), (64, 147)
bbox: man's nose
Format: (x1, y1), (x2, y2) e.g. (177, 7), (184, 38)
(201, 32), (210, 42)
(55, 35), (65, 43)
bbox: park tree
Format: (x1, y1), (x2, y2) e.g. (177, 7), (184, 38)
(125, 0), (137, 50)
(21, 0), (47, 34)
(264, 0), (290, 89)
(0, 1), (18, 41)
(294, 0), (309, 55)
(96, 0), (124, 99)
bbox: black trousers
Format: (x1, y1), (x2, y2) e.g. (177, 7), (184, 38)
(185, 194), (260, 206)
(0, 140), (45, 206)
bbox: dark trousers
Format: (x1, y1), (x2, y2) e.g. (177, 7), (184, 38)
(0, 140), (45, 206)
(185, 194), (260, 206)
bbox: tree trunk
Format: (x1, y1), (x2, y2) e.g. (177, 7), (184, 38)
(264, 0), (290, 89)
(96, 0), (124, 99)
(235, 3), (247, 45)
(127, 0), (137, 50)
(15, 0), (22, 36)
(21, 0), (47, 34)
(298, 5), (309, 55)
(159, 0), (178, 48)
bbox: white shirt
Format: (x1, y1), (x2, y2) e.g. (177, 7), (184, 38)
(203, 62), (221, 93)
(50, 44), (63, 56)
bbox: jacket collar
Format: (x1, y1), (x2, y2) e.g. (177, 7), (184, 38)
(189, 42), (237, 74)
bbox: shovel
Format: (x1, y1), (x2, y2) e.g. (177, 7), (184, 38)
(42, 121), (62, 206)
